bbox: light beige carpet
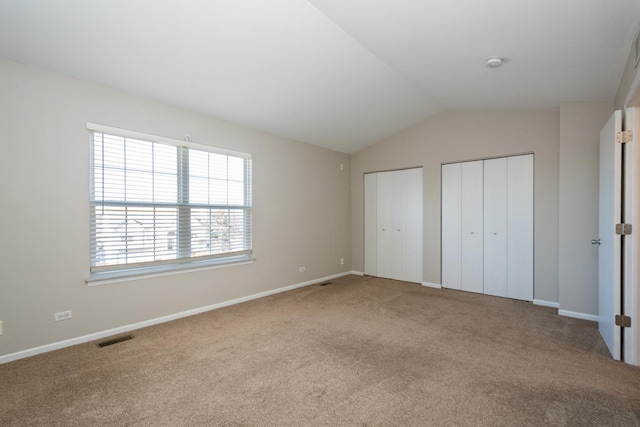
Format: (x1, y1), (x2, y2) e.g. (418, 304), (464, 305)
(2, 275), (640, 426)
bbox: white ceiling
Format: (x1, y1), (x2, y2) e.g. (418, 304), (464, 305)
(0, 1), (639, 153)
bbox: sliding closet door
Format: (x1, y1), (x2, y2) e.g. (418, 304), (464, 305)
(461, 161), (484, 294)
(507, 155), (534, 300)
(377, 170), (407, 281)
(442, 163), (462, 290)
(483, 158), (508, 297)
(364, 173), (377, 277)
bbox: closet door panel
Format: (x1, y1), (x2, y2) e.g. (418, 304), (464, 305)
(442, 163), (462, 290)
(364, 173), (377, 276)
(377, 170), (407, 281)
(461, 161), (484, 294)
(483, 158), (508, 297)
(406, 168), (423, 283)
(507, 155), (534, 301)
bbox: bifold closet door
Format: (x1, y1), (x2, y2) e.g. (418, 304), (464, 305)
(442, 163), (462, 290)
(376, 170), (407, 281)
(442, 155), (533, 300)
(483, 158), (508, 297)
(364, 169), (423, 283)
(461, 161), (484, 294)
(406, 168), (423, 283)
(507, 155), (534, 300)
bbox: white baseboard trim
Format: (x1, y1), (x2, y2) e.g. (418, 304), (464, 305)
(533, 299), (560, 308)
(422, 282), (442, 289)
(558, 309), (599, 322)
(0, 271), (352, 365)
(351, 271), (365, 276)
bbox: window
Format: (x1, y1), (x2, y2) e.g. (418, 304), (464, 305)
(88, 124), (252, 281)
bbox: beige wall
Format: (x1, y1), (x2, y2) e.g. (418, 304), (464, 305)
(0, 58), (351, 357)
(615, 46), (639, 110)
(351, 110), (560, 303)
(558, 102), (613, 316)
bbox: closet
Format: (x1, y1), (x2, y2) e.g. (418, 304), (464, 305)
(364, 168), (423, 283)
(441, 154), (533, 301)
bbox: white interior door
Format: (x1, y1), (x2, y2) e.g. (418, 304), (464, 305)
(483, 158), (508, 297)
(461, 161), (484, 294)
(507, 154), (534, 301)
(598, 110), (622, 360)
(442, 163), (462, 290)
(377, 170), (407, 281)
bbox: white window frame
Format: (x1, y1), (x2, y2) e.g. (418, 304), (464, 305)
(86, 123), (253, 284)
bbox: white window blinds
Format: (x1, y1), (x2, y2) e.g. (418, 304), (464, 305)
(89, 125), (252, 277)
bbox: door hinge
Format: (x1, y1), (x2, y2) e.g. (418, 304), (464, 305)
(616, 130), (633, 143)
(616, 223), (632, 235)
(615, 315), (632, 328)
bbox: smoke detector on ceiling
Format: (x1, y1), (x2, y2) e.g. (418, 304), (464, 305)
(486, 57), (504, 68)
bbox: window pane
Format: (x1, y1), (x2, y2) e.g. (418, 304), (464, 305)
(126, 170), (153, 202)
(154, 172), (177, 203)
(126, 139), (153, 173)
(228, 181), (244, 205)
(189, 150), (209, 178)
(210, 153), (227, 180)
(92, 205), (178, 266)
(191, 208), (212, 257)
(154, 144), (177, 174)
(228, 156), (244, 181)
(190, 177), (209, 204)
(210, 178), (228, 205)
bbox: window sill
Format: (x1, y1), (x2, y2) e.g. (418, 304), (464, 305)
(86, 255), (255, 286)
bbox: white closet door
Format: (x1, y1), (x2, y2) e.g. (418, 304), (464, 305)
(377, 170), (407, 281)
(461, 161), (484, 294)
(507, 154), (534, 300)
(364, 173), (377, 276)
(442, 163), (462, 290)
(406, 168), (423, 283)
(483, 158), (508, 297)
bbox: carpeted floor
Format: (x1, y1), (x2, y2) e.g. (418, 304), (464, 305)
(2, 274), (640, 426)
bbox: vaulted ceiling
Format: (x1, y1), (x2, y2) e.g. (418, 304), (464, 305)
(1, 1), (638, 153)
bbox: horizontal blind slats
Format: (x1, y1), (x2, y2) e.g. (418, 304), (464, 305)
(90, 131), (252, 272)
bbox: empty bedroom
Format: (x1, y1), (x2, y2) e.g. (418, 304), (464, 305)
(2, 1), (640, 425)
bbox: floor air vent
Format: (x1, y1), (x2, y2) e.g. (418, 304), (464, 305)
(98, 335), (134, 348)
(319, 282), (332, 286)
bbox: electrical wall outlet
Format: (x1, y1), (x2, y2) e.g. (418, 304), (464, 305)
(54, 310), (72, 322)
(340, 258), (344, 265)
(0, 320), (3, 335)
(299, 266), (306, 272)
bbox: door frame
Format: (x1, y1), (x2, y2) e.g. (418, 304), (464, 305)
(623, 106), (638, 365)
